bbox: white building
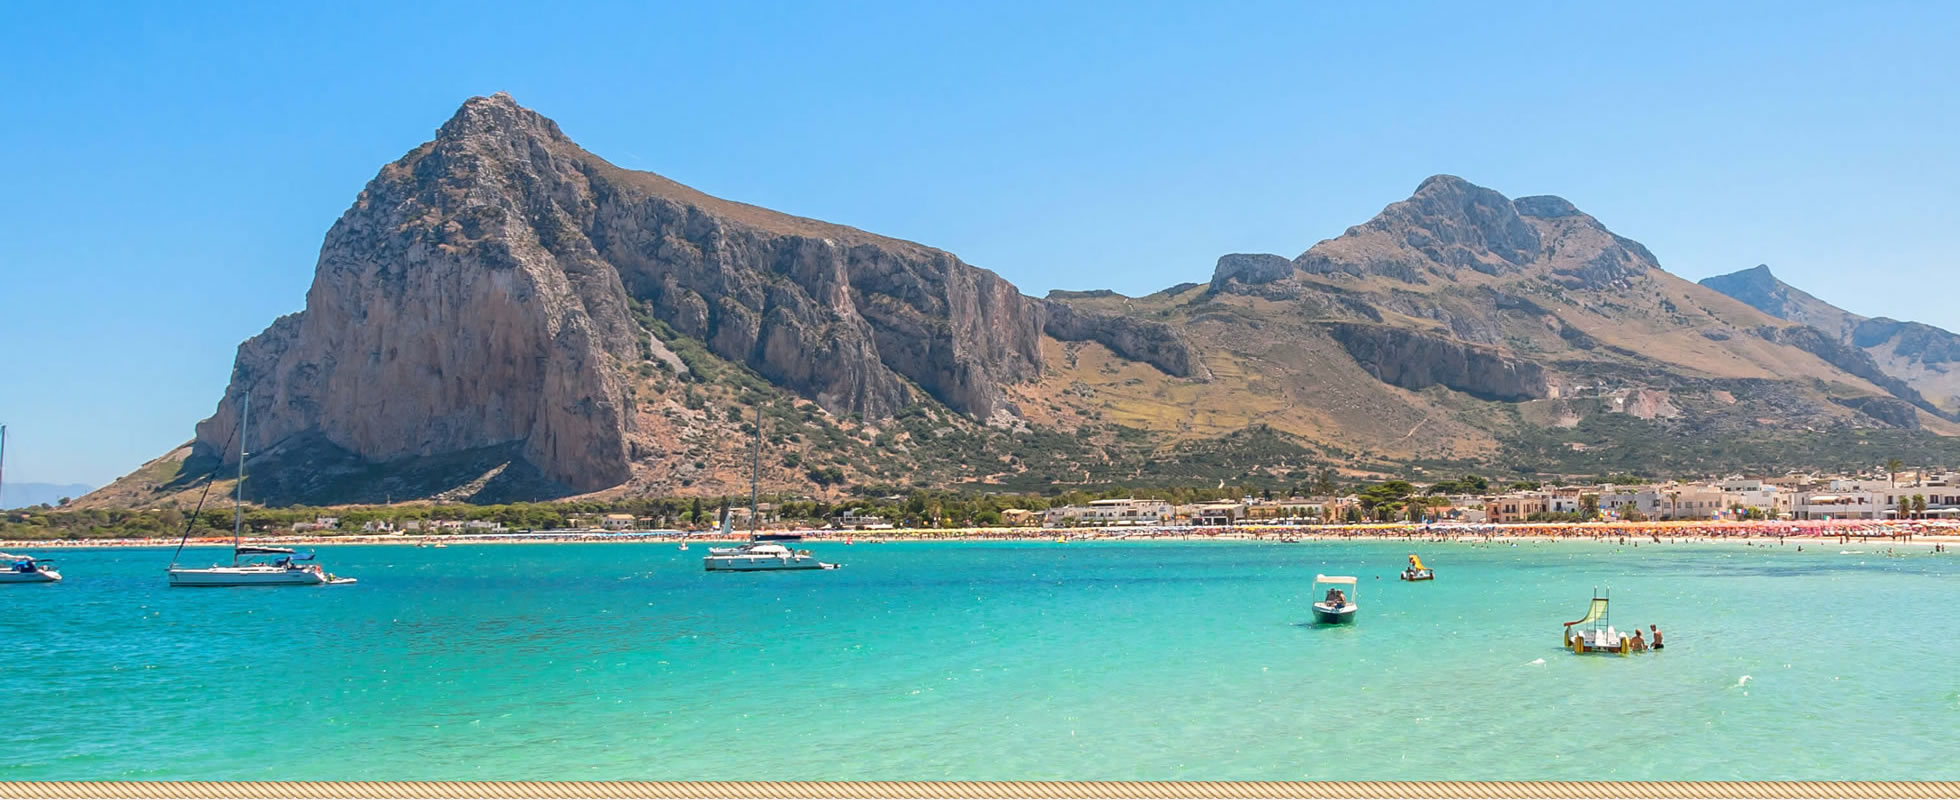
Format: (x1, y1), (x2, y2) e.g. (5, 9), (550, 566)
(1598, 488), (1663, 517)
(1043, 498), (1173, 527)
(1794, 490), (1886, 520)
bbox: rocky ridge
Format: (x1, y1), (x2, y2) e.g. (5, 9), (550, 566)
(83, 99), (1960, 508)
(1702, 265), (1960, 414)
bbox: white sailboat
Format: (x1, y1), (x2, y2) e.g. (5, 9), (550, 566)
(166, 392), (355, 587)
(703, 405), (837, 572)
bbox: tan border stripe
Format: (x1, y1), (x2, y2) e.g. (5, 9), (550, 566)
(0, 783), (1956, 799)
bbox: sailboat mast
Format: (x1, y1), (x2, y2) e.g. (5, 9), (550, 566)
(749, 403), (761, 537)
(232, 392), (250, 562)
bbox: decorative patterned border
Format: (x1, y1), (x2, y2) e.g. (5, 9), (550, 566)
(1, 784), (1957, 799)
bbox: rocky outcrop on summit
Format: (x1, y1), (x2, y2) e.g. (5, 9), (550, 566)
(1039, 300), (1207, 380)
(1209, 253), (1295, 287)
(1325, 322), (1549, 402)
(191, 92), (1060, 494)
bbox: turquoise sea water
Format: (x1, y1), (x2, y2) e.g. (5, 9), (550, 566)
(3, 539), (1955, 780)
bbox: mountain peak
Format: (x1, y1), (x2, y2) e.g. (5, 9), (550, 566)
(1412, 174), (1477, 194)
(436, 92), (567, 144)
(1699, 264), (1861, 336)
(1300, 174), (1540, 277)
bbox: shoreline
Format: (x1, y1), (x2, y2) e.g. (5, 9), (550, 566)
(8, 522), (1957, 550)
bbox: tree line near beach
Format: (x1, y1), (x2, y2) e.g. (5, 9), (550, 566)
(2, 483), (1310, 540)
(10, 468), (1951, 540)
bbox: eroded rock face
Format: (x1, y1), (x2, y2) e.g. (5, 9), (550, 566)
(1757, 324), (1951, 420)
(1325, 322), (1549, 402)
(191, 93), (1064, 492)
(1833, 396), (1921, 429)
(195, 97), (641, 492)
(1039, 300), (1208, 380)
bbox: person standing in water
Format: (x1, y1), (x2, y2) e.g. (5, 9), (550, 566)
(1649, 625), (1664, 650)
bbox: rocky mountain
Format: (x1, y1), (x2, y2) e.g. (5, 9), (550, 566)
(1701, 265), (1960, 414)
(82, 96), (1960, 508)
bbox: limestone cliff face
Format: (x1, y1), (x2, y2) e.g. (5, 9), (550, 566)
(191, 93), (1069, 492)
(1038, 300), (1208, 380)
(585, 173), (1047, 421)
(1325, 322), (1549, 403)
(195, 96), (642, 491)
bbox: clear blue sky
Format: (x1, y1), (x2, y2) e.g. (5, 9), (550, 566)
(4, 1), (1957, 487)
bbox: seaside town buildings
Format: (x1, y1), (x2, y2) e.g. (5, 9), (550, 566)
(268, 470), (1960, 534)
(1023, 471), (1960, 528)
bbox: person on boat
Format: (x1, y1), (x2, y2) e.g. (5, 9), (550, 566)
(1324, 588), (1344, 606)
(1649, 625), (1664, 650)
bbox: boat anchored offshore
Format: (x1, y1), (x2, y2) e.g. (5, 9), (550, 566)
(165, 391), (355, 588)
(703, 541), (838, 571)
(0, 553), (61, 583)
(1311, 574), (1358, 624)
(703, 404), (839, 573)
(1563, 588), (1631, 655)
(1401, 553), (1434, 581)
(168, 546), (345, 587)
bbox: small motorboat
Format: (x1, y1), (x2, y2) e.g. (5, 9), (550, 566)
(1401, 553), (1434, 581)
(1311, 574), (1358, 624)
(0, 554), (61, 583)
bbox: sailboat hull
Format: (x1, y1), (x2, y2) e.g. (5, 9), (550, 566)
(167, 566), (326, 587)
(0, 569), (60, 583)
(703, 555), (838, 571)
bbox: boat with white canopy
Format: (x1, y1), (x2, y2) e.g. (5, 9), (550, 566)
(1311, 574), (1358, 624)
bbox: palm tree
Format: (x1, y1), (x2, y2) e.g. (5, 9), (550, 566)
(1887, 458), (1904, 488)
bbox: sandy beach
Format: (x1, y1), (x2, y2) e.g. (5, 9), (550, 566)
(9, 519), (1957, 550)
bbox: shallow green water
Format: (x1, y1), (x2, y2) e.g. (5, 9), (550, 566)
(3, 539), (1955, 779)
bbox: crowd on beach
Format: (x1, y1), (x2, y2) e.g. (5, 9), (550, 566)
(5, 518), (1955, 550)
